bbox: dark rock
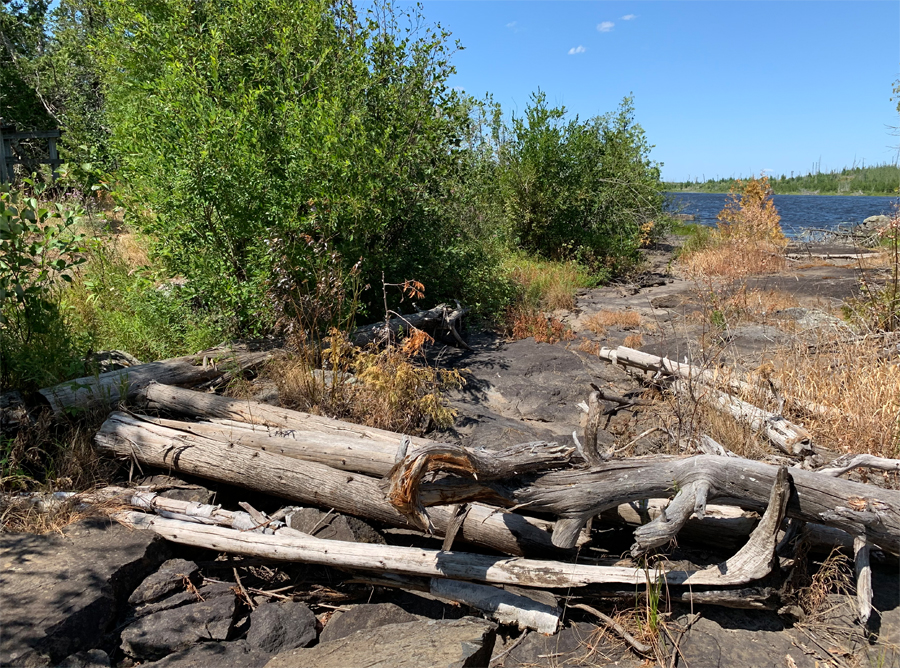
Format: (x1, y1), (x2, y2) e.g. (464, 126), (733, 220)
(128, 559), (200, 606)
(136, 475), (214, 504)
(130, 582), (235, 620)
(0, 517), (170, 666)
(57, 650), (111, 668)
(319, 603), (420, 643)
(679, 612), (816, 668)
(503, 621), (639, 667)
(120, 593), (237, 661)
(287, 508), (385, 544)
(650, 294), (681, 309)
(265, 617), (497, 668)
(142, 640), (272, 668)
(246, 600), (316, 654)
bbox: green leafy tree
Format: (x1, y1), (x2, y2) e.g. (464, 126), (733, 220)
(97, 0), (501, 326)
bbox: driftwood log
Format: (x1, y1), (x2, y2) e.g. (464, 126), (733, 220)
(597, 346), (815, 457)
(39, 346), (275, 415)
(93, 414), (569, 556)
(351, 303), (469, 347)
(113, 467), (790, 587)
(389, 446), (900, 554)
(136, 382), (434, 449)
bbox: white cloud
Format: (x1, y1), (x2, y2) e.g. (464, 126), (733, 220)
(621, 14), (636, 20)
(506, 21), (518, 30)
(597, 21), (615, 32)
(568, 45), (586, 55)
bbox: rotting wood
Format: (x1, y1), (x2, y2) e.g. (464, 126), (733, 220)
(92, 416), (563, 557)
(351, 303), (469, 347)
(583, 391), (604, 466)
(39, 346), (275, 415)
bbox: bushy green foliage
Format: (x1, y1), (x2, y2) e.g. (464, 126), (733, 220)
(96, 0), (500, 325)
(0, 182), (89, 389)
(498, 92), (664, 269)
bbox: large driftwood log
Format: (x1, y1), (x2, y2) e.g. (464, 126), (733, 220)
(136, 382), (434, 449)
(113, 470), (790, 587)
(351, 303), (469, 347)
(398, 451), (900, 554)
(39, 346), (275, 415)
(93, 415), (565, 557)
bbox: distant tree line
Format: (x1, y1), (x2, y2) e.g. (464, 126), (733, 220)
(665, 163), (900, 197)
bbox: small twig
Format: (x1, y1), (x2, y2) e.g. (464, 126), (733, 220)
(609, 426), (663, 456)
(571, 603), (652, 655)
(309, 508), (336, 535)
(232, 565), (256, 610)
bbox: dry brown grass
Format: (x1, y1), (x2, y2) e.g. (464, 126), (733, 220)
(769, 333), (900, 457)
(587, 310), (642, 330)
(681, 239), (786, 279)
(273, 330), (464, 436)
(507, 307), (576, 344)
(577, 338), (601, 356)
(622, 333), (644, 349)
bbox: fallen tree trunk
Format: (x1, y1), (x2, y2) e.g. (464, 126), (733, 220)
(673, 380), (814, 457)
(599, 345), (839, 425)
(112, 468), (789, 587)
(351, 303), (468, 347)
(399, 451), (900, 554)
(39, 346), (275, 415)
(136, 382), (433, 449)
(93, 415), (565, 557)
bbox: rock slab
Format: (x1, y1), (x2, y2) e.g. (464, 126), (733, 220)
(246, 600), (317, 654)
(265, 617), (497, 668)
(0, 517), (169, 666)
(120, 594), (237, 661)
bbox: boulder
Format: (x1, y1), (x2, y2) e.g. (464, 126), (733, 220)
(246, 600), (317, 654)
(286, 508), (385, 544)
(56, 650), (111, 668)
(264, 617), (497, 668)
(862, 214), (891, 228)
(0, 517), (170, 667)
(128, 559), (200, 606)
(319, 603), (420, 643)
(142, 640), (272, 668)
(136, 475), (214, 504)
(120, 593), (237, 661)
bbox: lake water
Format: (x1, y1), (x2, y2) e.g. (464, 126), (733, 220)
(664, 192), (897, 238)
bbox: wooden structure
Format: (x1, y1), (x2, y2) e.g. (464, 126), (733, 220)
(0, 123), (62, 183)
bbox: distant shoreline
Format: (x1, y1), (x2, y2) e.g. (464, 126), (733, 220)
(663, 189), (897, 198)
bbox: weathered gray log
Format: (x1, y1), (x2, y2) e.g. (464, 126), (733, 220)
(673, 380), (814, 457)
(351, 303), (469, 347)
(819, 454), (900, 478)
(113, 495), (790, 587)
(136, 382), (433, 449)
(412, 455), (900, 554)
(384, 441), (577, 533)
(93, 415), (562, 557)
(39, 347), (275, 415)
(854, 536), (873, 626)
(583, 391), (604, 466)
(429, 580), (559, 634)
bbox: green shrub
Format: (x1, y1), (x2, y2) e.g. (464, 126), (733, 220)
(0, 182), (89, 390)
(498, 92), (664, 269)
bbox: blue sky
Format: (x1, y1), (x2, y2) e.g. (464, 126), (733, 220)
(418, 1), (900, 182)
